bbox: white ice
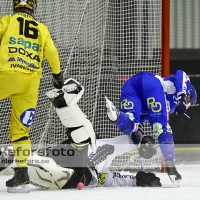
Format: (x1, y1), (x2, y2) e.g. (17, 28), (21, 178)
(0, 164), (200, 200)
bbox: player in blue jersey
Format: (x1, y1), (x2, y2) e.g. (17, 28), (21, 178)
(105, 70), (197, 187)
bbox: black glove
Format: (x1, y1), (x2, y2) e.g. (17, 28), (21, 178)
(139, 136), (157, 159)
(136, 171), (162, 187)
(175, 93), (186, 115)
(52, 71), (64, 89)
(131, 124), (144, 144)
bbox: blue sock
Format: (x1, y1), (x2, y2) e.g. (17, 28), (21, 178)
(158, 133), (176, 161)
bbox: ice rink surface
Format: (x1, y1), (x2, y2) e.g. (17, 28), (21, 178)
(0, 164), (200, 200)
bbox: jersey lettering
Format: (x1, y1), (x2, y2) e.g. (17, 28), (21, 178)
(120, 99), (134, 110)
(147, 97), (162, 112)
(8, 47), (40, 62)
(17, 17), (38, 39)
(9, 37), (40, 52)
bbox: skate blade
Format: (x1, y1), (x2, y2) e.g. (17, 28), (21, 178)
(7, 184), (30, 193)
(168, 175), (181, 187)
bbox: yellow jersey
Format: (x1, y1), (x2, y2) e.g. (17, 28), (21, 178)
(0, 12), (61, 76)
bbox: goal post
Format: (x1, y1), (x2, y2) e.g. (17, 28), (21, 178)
(0, 0), (169, 171)
(162, 0), (170, 77)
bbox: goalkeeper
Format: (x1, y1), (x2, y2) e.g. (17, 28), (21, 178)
(105, 70), (197, 187)
(0, 78), (161, 190)
(0, 0), (64, 193)
(0, 135), (161, 190)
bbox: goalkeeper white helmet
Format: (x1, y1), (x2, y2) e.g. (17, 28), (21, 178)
(13, 0), (37, 14)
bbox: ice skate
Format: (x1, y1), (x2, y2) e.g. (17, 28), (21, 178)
(105, 96), (119, 122)
(6, 167), (30, 193)
(165, 160), (182, 187)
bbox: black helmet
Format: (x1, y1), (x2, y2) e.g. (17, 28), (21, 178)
(13, 0), (37, 14)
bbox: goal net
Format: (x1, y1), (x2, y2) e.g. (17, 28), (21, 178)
(0, 0), (164, 170)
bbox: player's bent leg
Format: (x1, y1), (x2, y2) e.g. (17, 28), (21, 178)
(11, 137), (31, 167)
(158, 133), (182, 187)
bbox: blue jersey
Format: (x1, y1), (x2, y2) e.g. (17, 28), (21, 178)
(163, 70), (191, 114)
(116, 70), (191, 136)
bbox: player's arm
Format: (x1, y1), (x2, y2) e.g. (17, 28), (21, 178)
(173, 70), (191, 115)
(97, 170), (161, 187)
(43, 28), (63, 89)
(173, 70), (191, 96)
(0, 15), (9, 41)
(44, 31), (61, 75)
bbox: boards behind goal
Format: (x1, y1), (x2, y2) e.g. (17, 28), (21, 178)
(0, 0), (169, 171)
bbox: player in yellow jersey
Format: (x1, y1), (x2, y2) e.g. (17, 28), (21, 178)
(0, 0), (63, 193)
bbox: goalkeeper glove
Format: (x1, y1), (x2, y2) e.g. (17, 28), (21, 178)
(136, 171), (162, 187)
(175, 93), (186, 115)
(52, 71), (64, 89)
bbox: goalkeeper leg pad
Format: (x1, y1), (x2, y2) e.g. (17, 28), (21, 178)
(49, 167), (74, 189)
(46, 79), (96, 153)
(56, 104), (96, 153)
(28, 164), (74, 190)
